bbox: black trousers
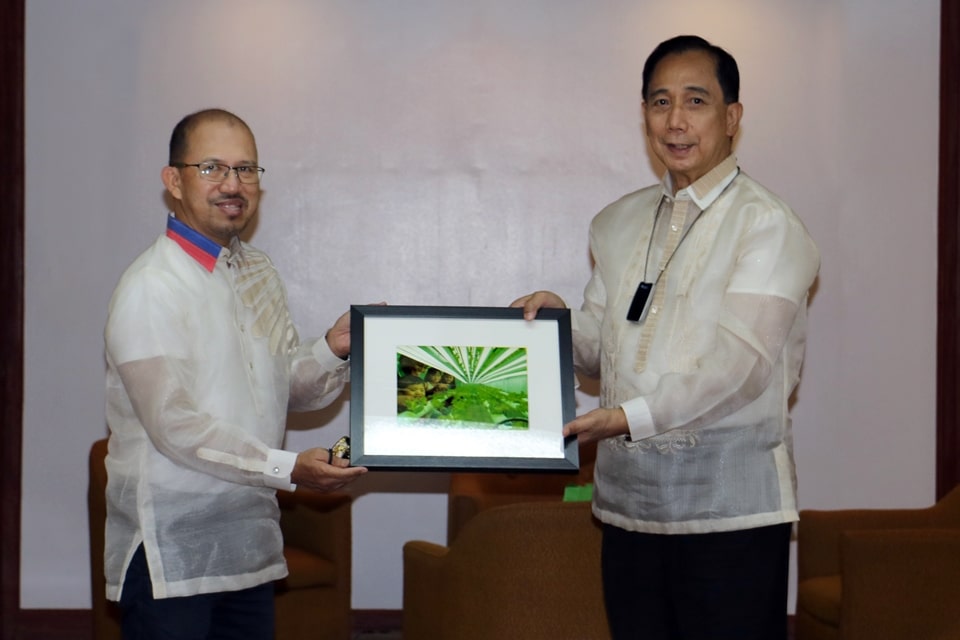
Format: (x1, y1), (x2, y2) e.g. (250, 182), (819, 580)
(601, 522), (793, 640)
(118, 545), (275, 640)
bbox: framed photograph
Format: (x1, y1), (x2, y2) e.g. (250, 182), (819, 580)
(349, 305), (578, 471)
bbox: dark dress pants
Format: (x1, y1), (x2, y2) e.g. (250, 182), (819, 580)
(601, 522), (793, 640)
(118, 545), (275, 640)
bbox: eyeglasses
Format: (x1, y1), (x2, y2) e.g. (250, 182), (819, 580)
(172, 161), (265, 184)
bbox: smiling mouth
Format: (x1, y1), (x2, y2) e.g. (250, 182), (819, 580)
(214, 198), (246, 217)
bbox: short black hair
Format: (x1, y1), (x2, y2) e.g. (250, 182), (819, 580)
(642, 35), (740, 104)
(168, 108), (254, 165)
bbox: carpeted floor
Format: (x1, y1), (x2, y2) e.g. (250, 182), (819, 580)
(348, 615), (796, 638)
(348, 621), (796, 639)
(351, 612), (403, 639)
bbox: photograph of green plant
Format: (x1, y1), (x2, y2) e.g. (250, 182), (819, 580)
(396, 345), (530, 429)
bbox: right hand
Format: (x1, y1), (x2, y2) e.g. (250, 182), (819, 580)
(510, 291), (567, 320)
(291, 447), (367, 492)
(325, 301), (388, 359)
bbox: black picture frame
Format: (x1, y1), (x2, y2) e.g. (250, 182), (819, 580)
(349, 305), (578, 471)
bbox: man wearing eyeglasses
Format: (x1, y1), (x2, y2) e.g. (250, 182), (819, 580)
(103, 108), (367, 640)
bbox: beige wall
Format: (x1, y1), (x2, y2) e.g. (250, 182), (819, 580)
(23, 0), (939, 610)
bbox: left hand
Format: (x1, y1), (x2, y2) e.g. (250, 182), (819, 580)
(563, 407), (630, 444)
(324, 310), (351, 359)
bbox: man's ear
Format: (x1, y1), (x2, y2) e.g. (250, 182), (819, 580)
(161, 165), (183, 201)
(725, 102), (743, 138)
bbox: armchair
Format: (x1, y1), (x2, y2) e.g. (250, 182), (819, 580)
(795, 485), (960, 640)
(88, 438), (353, 640)
(403, 501), (610, 640)
(447, 441), (597, 543)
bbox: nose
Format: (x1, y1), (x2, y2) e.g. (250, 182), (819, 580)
(666, 104), (686, 130)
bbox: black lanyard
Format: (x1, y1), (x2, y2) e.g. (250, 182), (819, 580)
(626, 169), (739, 323)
